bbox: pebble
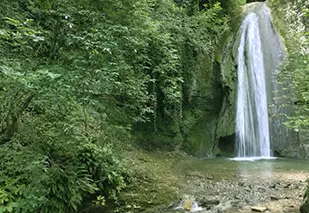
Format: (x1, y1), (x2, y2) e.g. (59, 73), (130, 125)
(251, 206), (267, 212)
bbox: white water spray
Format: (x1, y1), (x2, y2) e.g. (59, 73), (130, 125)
(236, 12), (270, 158)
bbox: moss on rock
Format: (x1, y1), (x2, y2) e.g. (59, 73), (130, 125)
(216, 35), (238, 153)
(183, 111), (218, 157)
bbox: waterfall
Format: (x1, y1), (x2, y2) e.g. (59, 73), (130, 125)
(217, 2), (296, 158)
(236, 12), (270, 158)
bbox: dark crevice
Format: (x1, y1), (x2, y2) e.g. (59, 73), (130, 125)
(218, 134), (235, 155)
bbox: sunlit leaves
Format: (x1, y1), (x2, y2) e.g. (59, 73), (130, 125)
(1, 17), (46, 55)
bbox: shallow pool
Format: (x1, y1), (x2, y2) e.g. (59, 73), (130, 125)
(173, 157), (309, 181)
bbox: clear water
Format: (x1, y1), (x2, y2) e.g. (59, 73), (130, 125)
(236, 12), (270, 158)
(164, 157), (309, 213)
(173, 158), (309, 181)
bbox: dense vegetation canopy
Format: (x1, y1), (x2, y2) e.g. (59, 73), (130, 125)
(0, 0), (244, 212)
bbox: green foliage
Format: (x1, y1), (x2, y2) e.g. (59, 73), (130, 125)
(0, 57), (130, 212)
(269, 0), (309, 131)
(0, 17), (46, 55)
(0, 0), (238, 212)
(133, 0), (230, 150)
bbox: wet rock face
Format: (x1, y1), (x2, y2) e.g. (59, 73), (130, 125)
(218, 2), (301, 158)
(216, 36), (237, 156)
(218, 134), (235, 156)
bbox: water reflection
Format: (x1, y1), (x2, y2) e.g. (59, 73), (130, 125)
(174, 157), (309, 182)
(237, 160), (274, 180)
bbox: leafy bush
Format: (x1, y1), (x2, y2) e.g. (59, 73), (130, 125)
(0, 57), (130, 212)
(0, 0), (239, 212)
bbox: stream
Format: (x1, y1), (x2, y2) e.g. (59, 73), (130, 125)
(161, 158), (309, 213)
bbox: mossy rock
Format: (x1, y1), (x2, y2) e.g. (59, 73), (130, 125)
(216, 36), (238, 139)
(182, 112), (217, 156)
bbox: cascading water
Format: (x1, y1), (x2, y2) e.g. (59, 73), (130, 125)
(236, 12), (271, 158)
(219, 2), (297, 159)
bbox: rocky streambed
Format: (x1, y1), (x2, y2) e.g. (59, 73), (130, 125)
(170, 171), (307, 213)
(151, 157), (309, 213)
(115, 152), (309, 213)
